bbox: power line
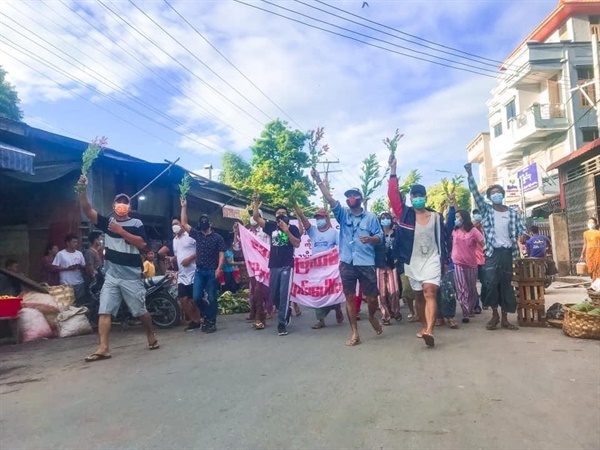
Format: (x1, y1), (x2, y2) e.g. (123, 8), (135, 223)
(96, 0), (265, 126)
(232, 0), (497, 79)
(314, 0), (510, 68)
(259, 0), (506, 77)
(162, 0), (304, 130)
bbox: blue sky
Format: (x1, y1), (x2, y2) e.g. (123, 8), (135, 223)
(2, 0), (557, 198)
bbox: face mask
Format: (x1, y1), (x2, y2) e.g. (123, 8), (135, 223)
(249, 218), (258, 227)
(114, 203), (130, 216)
(198, 221), (210, 231)
(490, 193), (504, 205)
(589, 223), (596, 230)
(316, 219), (327, 228)
(98, 240), (104, 246)
(455, 219), (462, 227)
(172, 225), (182, 234)
(346, 197), (362, 208)
(473, 214), (482, 222)
(381, 218), (392, 227)
(276, 214), (289, 224)
(412, 197), (426, 209)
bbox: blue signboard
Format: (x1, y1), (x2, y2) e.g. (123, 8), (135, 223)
(517, 163), (539, 193)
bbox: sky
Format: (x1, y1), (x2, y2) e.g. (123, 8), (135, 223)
(1, 0), (559, 200)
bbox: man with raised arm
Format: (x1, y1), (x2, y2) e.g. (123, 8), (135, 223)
(464, 163), (526, 331)
(312, 169), (384, 346)
(76, 176), (159, 362)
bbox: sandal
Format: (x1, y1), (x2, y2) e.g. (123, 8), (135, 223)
(149, 340), (160, 350)
(345, 337), (361, 346)
(394, 313), (402, 322)
(382, 318), (391, 326)
(85, 353), (111, 362)
(416, 331), (424, 338)
(501, 322), (519, 330)
(422, 333), (435, 347)
(311, 321), (326, 330)
(408, 314), (420, 323)
(446, 318), (459, 329)
(254, 322), (265, 330)
(486, 317), (500, 330)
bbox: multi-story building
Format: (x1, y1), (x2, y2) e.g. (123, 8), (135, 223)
(467, 0), (599, 218)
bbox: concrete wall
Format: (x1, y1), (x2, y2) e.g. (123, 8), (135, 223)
(550, 212), (570, 275)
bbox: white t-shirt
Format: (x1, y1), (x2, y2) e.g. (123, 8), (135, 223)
(307, 226), (339, 255)
(173, 232), (196, 286)
(493, 209), (512, 248)
(53, 249), (85, 286)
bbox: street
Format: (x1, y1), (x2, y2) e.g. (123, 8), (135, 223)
(1, 284), (599, 450)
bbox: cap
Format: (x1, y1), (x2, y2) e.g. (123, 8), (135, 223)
(409, 184), (427, 196)
(314, 209), (328, 218)
(344, 187), (363, 198)
(198, 214), (210, 223)
(114, 193), (130, 203)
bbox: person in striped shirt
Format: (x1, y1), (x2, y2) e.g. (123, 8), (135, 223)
(464, 163), (526, 331)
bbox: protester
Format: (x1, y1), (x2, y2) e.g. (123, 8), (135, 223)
(293, 204), (342, 329)
(472, 209), (487, 311)
(158, 218), (202, 332)
(435, 196), (459, 328)
(222, 241), (239, 294)
(53, 233), (86, 305)
(77, 176), (159, 361)
(84, 231), (103, 282)
(388, 157), (449, 347)
(312, 169), (383, 346)
(252, 195), (301, 336)
(452, 210), (484, 323)
(233, 214), (271, 330)
(581, 217), (600, 280)
(375, 212), (401, 326)
(41, 243), (60, 286)
(142, 248), (156, 278)
(465, 163), (526, 331)
(180, 201), (225, 334)
(525, 226), (551, 258)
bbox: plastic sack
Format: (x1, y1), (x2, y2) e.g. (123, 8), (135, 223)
(57, 306), (92, 338)
(591, 278), (600, 293)
(546, 302), (564, 320)
(19, 308), (53, 342)
(21, 291), (61, 336)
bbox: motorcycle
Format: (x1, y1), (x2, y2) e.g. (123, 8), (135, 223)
(545, 256), (558, 289)
(85, 270), (181, 329)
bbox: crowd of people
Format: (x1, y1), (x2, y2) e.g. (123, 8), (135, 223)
(3, 160), (598, 360)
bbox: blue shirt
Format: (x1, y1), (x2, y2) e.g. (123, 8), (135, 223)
(332, 202), (383, 266)
(307, 225), (339, 255)
(526, 235), (550, 258)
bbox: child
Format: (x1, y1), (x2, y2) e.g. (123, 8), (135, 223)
(142, 248), (156, 278)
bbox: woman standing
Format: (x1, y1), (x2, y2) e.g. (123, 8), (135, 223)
(452, 210), (484, 323)
(41, 243), (60, 286)
(581, 217), (600, 280)
(376, 212), (401, 325)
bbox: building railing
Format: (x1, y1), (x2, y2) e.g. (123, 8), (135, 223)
(591, 24), (600, 38)
(514, 103), (566, 130)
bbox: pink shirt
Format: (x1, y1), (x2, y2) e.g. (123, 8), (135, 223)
(452, 227), (484, 268)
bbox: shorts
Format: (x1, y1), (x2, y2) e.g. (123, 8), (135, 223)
(408, 276), (441, 292)
(98, 273), (147, 318)
(339, 262), (379, 297)
(177, 283), (193, 299)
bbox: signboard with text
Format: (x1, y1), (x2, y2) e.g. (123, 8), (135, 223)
(517, 163), (540, 193)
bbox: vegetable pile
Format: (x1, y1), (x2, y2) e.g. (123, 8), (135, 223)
(218, 290), (250, 315)
(569, 301), (600, 316)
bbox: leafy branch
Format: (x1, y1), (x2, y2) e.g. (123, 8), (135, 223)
(179, 173), (192, 200)
(74, 136), (107, 194)
(307, 126), (329, 170)
(383, 129), (404, 158)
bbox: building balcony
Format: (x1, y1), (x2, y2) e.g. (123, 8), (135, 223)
(466, 132), (489, 164)
(501, 43), (564, 88)
(490, 103), (569, 166)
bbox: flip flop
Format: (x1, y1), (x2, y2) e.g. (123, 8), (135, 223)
(446, 319), (460, 329)
(311, 322), (326, 329)
(408, 315), (420, 323)
(345, 337), (361, 346)
(486, 319), (500, 330)
(382, 319), (391, 326)
(148, 340), (160, 350)
(416, 331), (424, 338)
(85, 353), (112, 362)
(501, 323), (519, 330)
(422, 333), (435, 347)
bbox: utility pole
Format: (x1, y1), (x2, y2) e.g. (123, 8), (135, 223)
(592, 30), (600, 129)
(317, 159), (341, 208)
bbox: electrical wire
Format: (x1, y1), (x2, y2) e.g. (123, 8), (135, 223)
(232, 0), (497, 79)
(162, 0), (303, 130)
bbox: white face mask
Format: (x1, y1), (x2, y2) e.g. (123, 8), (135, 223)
(172, 225), (182, 234)
(249, 218), (258, 227)
(589, 223), (596, 230)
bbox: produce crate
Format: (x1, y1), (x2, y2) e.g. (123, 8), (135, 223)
(516, 282), (545, 303)
(513, 258), (546, 283)
(0, 297), (22, 318)
(517, 301), (546, 327)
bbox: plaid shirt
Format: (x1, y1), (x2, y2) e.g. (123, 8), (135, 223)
(468, 174), (526, 260)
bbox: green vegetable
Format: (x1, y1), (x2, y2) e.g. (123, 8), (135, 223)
(588, 308), (600, 316)
(571, 302), (593, 312)
(217, 291), (250, 315)
(179, 173), (192, 200)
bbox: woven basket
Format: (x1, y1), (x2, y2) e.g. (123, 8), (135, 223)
(44, 284), (75, 308)
(563, 304), (600, 340)
(587, 289), (600, 308)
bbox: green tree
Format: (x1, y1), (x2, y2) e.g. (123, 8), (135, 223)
(0, 67), (23, 121)
(399, 169), (422, 195)
(426, 182), (471, 215)
(218, 151), (252, 186)
(359, 153), (389, 210)
(370, 196), (388, 216)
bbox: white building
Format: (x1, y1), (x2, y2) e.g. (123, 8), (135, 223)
(468, 0), (599, 217)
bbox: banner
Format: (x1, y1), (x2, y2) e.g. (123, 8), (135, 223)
(517, 163), (539, 193)
(238, 225), (345, 307)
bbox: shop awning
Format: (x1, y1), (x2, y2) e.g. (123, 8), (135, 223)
(0, 142), (35, 174)
(547, 138), (600, 171)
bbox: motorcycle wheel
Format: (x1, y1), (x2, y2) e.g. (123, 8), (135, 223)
(147, 294), (181, 329)
(545, 276), (554, 289)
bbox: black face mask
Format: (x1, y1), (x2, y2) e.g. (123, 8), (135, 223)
(198, 221), (210, 231)
(276, 214), (289, 224)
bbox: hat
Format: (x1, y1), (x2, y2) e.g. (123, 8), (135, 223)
(344, 187), (363, 198)
(114, 193), (130, 203)
(198, 214), (210, 223)
(314, 209), (328, 218)
(409, 184), (427, 196)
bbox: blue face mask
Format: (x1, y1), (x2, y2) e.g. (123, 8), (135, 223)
(455, 219), (462, 227)
(316, 219), (327, 228)
(412, 197), (426, 209)
(381, 218), (392, 227)
(473, 214), (482, 222)
(490, 193), (504, 205)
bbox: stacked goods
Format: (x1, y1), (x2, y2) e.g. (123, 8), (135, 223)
(563, 300), (600, 340)
(217, 291), (250, 315)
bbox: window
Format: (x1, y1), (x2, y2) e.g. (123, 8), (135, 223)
(493, 122), (503, 137)
(582, 127), (599, 143)
(505, 100), (516, 128)
(577, 67), (596, 108)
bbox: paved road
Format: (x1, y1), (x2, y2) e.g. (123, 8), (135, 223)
(1, 284), (599, 450)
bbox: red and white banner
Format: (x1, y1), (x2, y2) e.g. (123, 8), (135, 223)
(238, 226), (345, 307)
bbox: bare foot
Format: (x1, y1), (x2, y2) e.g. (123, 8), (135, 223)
(416, 329), (426, 338)
(346, 336), (361, 346)
(368, 316), (383, 335)
(501, 320), (519, 330)
(435, 318), (445, 327)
